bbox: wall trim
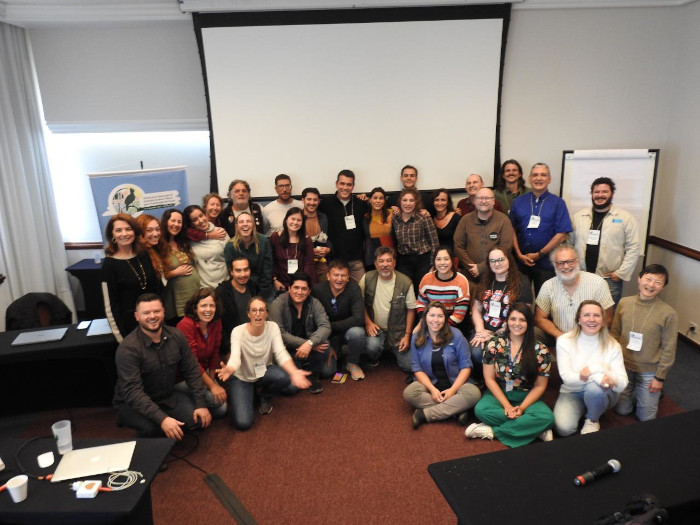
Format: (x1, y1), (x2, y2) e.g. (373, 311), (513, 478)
(679, 332), (700, 350)
(47, 119), (209, 134)
(65, 242), (104, 250)
(648, 236), (700, 262)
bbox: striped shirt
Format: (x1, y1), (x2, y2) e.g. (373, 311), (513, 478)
(536, 271), (614, 333)
(416, 271), (470, 326)
(392, 213), (439, 256)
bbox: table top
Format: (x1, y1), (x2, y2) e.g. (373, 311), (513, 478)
(428, 410), (700, 525)
(0, 324), (116, 364)
(66, 259), (102, 273)
(0, 437), (172, 524)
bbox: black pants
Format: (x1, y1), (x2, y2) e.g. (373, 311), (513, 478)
(396, 251), (431, 297)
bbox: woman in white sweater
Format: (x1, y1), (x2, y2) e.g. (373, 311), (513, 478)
(216, 297), (310, 430)
(553, 300), (628, 436)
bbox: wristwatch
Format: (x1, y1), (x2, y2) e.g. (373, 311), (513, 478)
(307, 340), (314, 348)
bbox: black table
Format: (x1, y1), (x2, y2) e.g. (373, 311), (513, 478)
(428, 410), (700, 525)
(66, 259), (105, 320)
(0, 324), (118, 414)
(0, 437), (172, 525)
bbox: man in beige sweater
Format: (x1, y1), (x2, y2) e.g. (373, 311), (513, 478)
(611, 264), (678, 421)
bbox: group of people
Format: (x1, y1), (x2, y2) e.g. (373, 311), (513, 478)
(107, 162), (678, 449)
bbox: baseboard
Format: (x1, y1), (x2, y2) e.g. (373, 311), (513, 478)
(679, 332), (700, 350)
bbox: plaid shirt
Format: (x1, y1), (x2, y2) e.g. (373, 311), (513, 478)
(392, 213), (439, 256)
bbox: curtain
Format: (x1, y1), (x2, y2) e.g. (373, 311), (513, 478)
(0, 22), (75, 330)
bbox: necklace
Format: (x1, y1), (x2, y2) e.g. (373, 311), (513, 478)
(126, 256), (148, 290)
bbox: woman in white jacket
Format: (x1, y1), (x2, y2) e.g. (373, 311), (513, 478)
(553, 300), (628, 436)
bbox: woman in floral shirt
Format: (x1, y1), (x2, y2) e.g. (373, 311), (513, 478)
(465, 303), (554, 447)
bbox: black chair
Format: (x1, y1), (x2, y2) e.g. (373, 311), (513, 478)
(5, 292), (72, 330)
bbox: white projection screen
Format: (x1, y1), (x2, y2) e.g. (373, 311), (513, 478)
(194, 6), (510, 198)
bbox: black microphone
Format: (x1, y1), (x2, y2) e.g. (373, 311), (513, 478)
(574, 459), (621, 486)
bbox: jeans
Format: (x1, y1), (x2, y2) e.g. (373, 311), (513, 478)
(287, 343), (337, 379)
(345, 326), (371, 365)
(553, 382), (619, 436)
(616, 371), (660, 421)
(365, 330), (412, 373)
(174, 380), (227, 419)
(229, 365), (292, 431)
(605, 277), (623, 308)
(347, 259), (366, 284)
(116, 389), (203, 437)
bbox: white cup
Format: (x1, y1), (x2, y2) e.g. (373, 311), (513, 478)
(6, 474), (28, 503)
(51, 420), (73, 455)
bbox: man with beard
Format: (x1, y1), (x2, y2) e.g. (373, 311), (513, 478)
(220, 179), (265, 236)
(302, 187), (332, 282)
(262, 174), (303, 234)
(535, 244), (614, 347)
(570, 177), (640, 307)
(113, 293), (212, 439)
(216, 256), (254, 360)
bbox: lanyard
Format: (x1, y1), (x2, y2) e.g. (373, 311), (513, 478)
(631, 298), (656, 333)
(530, 194), (548, 218)
(506, 340), (523, 377)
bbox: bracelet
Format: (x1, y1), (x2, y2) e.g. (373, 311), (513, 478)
(538, 250), (544, 258)
(654, 376), (665, 382)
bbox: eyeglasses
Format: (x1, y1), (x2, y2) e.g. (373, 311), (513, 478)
(489, 257), (506, 264)
(554, 259), (578, 268)
(276, 184), (292, 189)
(476, 197), (495, 202)
(249, 308), (267, 314)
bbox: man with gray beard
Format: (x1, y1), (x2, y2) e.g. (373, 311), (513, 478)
(534, 244), (614, 348)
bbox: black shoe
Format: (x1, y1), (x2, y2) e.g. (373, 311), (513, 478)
(366, 359), (380, 368)
(309, 377), (323, 394)
(405, 374), (415, 385)
(456, 411), (470, 426)
(258, 398), (273, 415)
(412, 409), (427, 430)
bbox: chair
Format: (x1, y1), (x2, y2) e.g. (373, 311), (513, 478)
(5, 292), (72, 330)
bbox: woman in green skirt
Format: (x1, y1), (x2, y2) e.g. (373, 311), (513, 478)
(465, 302), (554, 447)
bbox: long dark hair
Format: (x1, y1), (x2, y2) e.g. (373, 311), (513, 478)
(183, 204), (206, 231)
(474, 248), (522, 305)
(280, 207), (306, 248)
(494, 159), (525, 192)
(104, 213), (143, 256)
(415, 301), (453, 349)
(431, 188), (454, 213)
(503, 302), (538, 385)
(183, 287), (222, 322)
(365, 187), (391, 223)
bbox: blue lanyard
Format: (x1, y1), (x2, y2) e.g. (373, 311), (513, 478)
(506, 342), (523, 377)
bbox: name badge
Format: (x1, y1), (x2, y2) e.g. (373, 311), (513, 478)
(627, 331), (643, 351)
(344, 215), (356, 230)
(487, 300), (502, 318)
(505, 379), (514, 392)
(254, 362), (266, 378)
(587, 229), (601, 245)
(527, 215), (540, 229)
(287, 259), (299, 274)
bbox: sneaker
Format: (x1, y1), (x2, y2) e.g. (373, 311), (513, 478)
(258, 398), (273, 415)
(538, 429), (554, 442)
(346, 363), (365, 381)
(456, 411), (470, 426)
(309, 377), (324, 394)
(580, 419), (600, 435)
(464, 422), (494, 440)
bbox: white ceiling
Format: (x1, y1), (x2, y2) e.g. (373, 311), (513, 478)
(0, 0), (696, 27)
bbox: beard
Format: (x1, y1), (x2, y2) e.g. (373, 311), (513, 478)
(592, 195), (613, 211)
(556, 266), (580, 284)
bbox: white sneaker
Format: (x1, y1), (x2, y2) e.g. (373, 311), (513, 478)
(464, 422), (494, 440)
(538, 429), (554, 442)
(581, 419), (600, 435)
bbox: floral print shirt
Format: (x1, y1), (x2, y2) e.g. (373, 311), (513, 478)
(483, 334), (551, 391)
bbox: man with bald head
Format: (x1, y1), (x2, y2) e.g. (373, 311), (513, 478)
(454, 187), (514, 282)
(456, 174), (504, 216)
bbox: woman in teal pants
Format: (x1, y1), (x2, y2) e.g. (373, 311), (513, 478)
(465, 303), (554, 447)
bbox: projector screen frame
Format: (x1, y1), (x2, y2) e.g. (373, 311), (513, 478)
(192, 4), (512, 199)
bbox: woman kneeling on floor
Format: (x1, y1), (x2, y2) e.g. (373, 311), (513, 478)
(403, 301), (481, 429)
(465, 303), (555, 447)
(553, 300), (628, 436)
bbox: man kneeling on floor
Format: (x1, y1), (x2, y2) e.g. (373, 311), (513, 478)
(269, 271), (337, 394)
(216, 297), (311, 430)
(113, 293), (212, 439)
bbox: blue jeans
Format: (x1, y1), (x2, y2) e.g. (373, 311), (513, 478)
(365, 330), (412, 373)
(345, 326), (372, 365)
(616, 371), (660, 421)
(116, 389), (204, 437)
(605, 277), (623, 308)
(174, 380), (227, 419)
(229, 365), (292, 431)
(553, 382), (619, 436)
(287, 343), (337, 378)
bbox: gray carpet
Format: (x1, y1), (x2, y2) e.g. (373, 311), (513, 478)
(662, 338), (700, 411)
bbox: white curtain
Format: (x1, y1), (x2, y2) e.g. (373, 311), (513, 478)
(0, 22), (75, 330)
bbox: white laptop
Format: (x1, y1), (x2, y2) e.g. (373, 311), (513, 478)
(11, 327), (68, 346)
(51, 441), (137, 482)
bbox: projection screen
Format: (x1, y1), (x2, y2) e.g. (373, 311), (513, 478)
(194, 6), (510, 198)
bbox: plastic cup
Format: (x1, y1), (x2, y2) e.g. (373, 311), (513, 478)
(51, 420), (73, 455)
(6, 475), (28, 503)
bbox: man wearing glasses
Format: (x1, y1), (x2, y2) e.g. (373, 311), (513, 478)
(311, 259), (366, 381)
(535, 244), (614, 347)
(454, 188), (514, 282)
(262, 174), (303, 234)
